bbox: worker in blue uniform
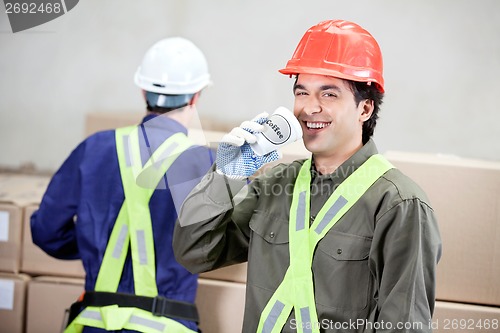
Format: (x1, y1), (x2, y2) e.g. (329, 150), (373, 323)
(31, 37), (215, 333)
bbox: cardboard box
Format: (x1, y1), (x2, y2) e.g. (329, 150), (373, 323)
(0, 273), (30, 333)
(0, 173), (50, 273)
(25, 276), (84, 333)
(21, 204), (85, 278)
(385, 152), (500, 306)
(196, 278), (246, 333)
(0, 203), (23, 274)
(199, 263), (248, 283)
(433, 301), (500, 333)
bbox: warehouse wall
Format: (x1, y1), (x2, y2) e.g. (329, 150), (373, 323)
(1, 0), (499, 171)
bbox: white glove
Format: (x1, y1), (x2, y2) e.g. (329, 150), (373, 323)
(216, 113), (281, 179)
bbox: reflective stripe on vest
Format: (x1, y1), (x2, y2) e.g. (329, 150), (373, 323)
(257, 154), (394, 333)
(65, 126), (196, 333)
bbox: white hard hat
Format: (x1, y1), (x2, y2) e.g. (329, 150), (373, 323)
(134, 37), (211, 95)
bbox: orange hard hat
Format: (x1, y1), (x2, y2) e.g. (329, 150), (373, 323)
(279, 20), (384, 93)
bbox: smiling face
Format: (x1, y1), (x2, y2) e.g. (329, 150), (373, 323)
(293, 74), (373, 160)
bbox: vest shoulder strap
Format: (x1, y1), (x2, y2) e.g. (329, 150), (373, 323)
(94, 126), (192, 295)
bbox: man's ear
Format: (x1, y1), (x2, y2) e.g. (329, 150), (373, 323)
(359, 99), (374, 122)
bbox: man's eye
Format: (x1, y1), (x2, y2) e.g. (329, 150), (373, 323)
(323, 92), (337, 98)
(295, 91), (307, 96)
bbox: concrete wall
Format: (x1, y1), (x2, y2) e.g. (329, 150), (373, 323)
(1, 0), (499, 170)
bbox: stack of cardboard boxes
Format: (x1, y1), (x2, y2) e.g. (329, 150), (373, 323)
(0, 173), (83, 333)
(1, 112), (498, 332)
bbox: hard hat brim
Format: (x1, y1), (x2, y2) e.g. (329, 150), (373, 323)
(278, 66), (384, 93)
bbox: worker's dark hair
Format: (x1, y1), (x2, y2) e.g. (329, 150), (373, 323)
(145, 92), (196, 114)
(347, 81), (384, 144)
(146, 104), (188, 114)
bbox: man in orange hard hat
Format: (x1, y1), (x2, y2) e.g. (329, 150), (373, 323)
(174, 20), (441, 332)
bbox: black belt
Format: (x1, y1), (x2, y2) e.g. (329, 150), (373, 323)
(67, 291), (199, 325)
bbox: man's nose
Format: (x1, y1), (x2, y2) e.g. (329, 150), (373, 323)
(303, 97), (322, 115)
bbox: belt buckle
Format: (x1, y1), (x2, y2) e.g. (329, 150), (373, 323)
(151, 296), (167, 317)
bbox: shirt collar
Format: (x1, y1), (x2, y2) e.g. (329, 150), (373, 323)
(311, 139), (379, 182)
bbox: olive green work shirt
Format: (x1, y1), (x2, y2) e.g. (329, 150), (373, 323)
(173, 139), (442, 333)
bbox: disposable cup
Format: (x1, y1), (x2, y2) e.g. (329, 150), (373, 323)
(250, 106), (303, 156)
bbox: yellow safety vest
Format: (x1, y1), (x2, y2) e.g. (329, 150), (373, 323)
(65, 126), (197, 333)
(257, 154), (394, 333)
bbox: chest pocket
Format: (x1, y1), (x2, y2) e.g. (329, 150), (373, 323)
(314, 231), (372, 311)
(249, 210), (289, 245)
(318, 231), (371, 260)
